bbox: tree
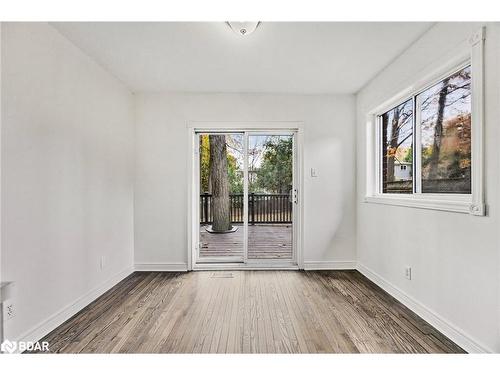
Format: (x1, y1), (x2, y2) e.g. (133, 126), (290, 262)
(386, 106), (401, 182)
(421, 67), (471, 181)
(200, 134), (242, 193)
(209, 135), (232, 232)
(200, 135), (211, 192)
(427, 77), (450, 180)
(255, 137), (293, 193)
(227, 153), (243, 193)
(384, 103), (412, 182)
(403, 145), (413, 163)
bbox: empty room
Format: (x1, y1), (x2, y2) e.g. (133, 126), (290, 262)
(1, 1), (500, 371)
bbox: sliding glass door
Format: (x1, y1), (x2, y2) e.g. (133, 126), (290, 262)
(247, 134), (294, 261)
(195, 130), (296, 266)
(197, 132), (245, 263)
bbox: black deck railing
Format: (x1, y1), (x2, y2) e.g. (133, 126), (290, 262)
(200, 193), (292, 224)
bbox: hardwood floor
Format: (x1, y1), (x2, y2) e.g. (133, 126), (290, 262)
(36, 271), (465, 353)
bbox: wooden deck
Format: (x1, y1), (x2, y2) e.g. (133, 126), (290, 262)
(199, 224), (292, 259)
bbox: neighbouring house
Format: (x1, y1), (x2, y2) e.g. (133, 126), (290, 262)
(394, 161), (412, 180)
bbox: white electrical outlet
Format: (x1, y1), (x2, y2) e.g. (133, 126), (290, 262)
(100, 256), (106, 270)
(4, 301), (15, 320)
(405, 266), (412, 280)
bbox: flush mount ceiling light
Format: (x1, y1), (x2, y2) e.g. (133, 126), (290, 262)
(227, 22), (260, 36)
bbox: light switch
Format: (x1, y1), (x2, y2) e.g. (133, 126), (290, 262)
(311, 168), (318, 177)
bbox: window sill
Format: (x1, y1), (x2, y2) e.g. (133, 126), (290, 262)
(364, 195), (485, 216)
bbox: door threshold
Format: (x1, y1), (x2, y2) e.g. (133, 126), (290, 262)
(193, 262), (299, 271)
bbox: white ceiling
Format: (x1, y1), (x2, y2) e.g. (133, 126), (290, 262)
(52, 22), (433, 94)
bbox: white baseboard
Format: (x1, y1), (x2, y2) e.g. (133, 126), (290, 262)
(303, 261), (356, 270)
(356, 263), (492, 353)
(11, 266), (134, 353)
(134, 262), (188, 272)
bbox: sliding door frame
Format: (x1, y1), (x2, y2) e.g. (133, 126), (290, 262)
(187, 121), (304, 271)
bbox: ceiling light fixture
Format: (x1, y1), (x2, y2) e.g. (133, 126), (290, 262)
(227, 22), (260, 36)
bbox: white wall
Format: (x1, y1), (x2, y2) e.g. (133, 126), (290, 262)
(356, 23), (500, 352)
(0, 23), (3, 341)
(134, 93), (356, 268)
(1, 23), (135, 342)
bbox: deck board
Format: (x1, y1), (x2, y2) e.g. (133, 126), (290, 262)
(199, 224), (292, 259)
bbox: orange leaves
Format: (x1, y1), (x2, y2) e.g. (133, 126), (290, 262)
(386, 147), (397, 158)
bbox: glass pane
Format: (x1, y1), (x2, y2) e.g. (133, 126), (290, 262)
(248, 135), (293, 260)
(419, 66), (471, 194)
(381, 99), (414, 193)
(199, 133), (244, 261)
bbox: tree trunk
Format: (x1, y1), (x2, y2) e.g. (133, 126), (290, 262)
(387, 107), (401, 182)
(209, 135), (232, 231)
(428, 78), (450, 180)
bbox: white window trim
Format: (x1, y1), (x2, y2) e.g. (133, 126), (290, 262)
(365, 27), (485, 216)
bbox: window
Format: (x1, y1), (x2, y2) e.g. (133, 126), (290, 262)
(381, 99), (413, 194)
(380, 66), (471, 195)
(366, 28), (485, 215)
(418, 66), (471, 194)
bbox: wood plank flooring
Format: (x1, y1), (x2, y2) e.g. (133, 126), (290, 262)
(35, 271), (465, 353)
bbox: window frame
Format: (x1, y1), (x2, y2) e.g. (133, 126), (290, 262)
(365, 28), (485, 215)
